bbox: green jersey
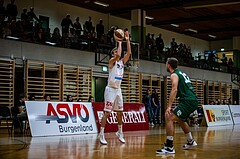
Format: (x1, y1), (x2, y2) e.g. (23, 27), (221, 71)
(173, 69), (198, 101)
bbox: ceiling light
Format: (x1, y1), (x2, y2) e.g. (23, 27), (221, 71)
(145, 16), (154, 20)
(221, 48), (225, 51)
(94, 1), (109, 7)
(185, 28), (198, 33)
(208, 34), (216, 38)
(170, 24), (179, 27)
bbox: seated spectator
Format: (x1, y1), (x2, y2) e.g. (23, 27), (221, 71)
(51, 27), (62, 46)
(44, 94), (51, 101)
(2, 22), (12, 38)
(215, 98), (221, 105)
(88, 95), (94, 102)
(14, 94), (28, 132)
(34, 27), (45, 44)
(66, 95), (73, 102)
(28, 94), (36, 101)
(69, 28), (78, 44)
(188, 110), (199, 127)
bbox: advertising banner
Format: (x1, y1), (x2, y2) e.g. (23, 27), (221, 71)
(202, 105), (233, 127)
(25, 101), (98, 137)
(93, 102), (149, 132)
(229, 105), (240, 125)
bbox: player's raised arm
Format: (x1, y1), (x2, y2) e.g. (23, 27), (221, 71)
(122, 31), (131, 64)
(109, 41), (122, 68)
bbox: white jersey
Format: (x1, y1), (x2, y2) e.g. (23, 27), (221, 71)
(107, 60), (124, 89)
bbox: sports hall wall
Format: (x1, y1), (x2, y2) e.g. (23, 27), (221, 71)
(9, 0), (209, 58)
(1, 0), (239, 106)
(0, 38), (234, 85)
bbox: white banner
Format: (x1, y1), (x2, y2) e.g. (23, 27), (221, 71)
(229, 105), (240, 125)
(202, 105), (233, 127)
(25, 101), (98, 137)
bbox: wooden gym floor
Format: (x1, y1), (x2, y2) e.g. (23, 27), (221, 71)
(0, 125), (240, 159)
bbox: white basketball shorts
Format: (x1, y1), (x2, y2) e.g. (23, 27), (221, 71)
(104, 86), (123, 112)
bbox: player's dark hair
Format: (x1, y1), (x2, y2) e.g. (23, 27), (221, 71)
(167, 57), (178, 69)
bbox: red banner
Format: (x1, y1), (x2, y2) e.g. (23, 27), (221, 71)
(92, 102), (149, 132)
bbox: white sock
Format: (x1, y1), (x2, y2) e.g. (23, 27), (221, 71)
(118, 125), (123, 133)
(167, 136), (173, 141)
(186, 132), (193, 142)
(100, 127), (105, 134)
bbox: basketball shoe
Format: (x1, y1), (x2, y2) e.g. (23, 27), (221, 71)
(99, 133), (107, 145)
(156, 144), (175, 154)
(116, 131), (125, 143)
(183, 139), (197, 149)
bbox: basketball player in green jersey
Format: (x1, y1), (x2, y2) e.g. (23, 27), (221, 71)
(156, 57), (198, 154)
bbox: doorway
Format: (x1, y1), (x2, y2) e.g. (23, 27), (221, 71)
(95, 77), (107, 102)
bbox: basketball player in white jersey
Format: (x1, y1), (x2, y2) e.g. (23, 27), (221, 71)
(99, 30), (131, 145)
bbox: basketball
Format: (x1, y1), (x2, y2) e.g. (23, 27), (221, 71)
(114, 29), (125, 41)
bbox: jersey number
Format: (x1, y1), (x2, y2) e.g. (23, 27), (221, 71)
(179, 72), (191, 83)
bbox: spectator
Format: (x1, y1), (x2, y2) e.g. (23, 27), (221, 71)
(2, 22), (12, 38)
(66, 95), (73, 102)
(170, 38), (177, 53)
(96, 19), (104, 42)
(208, 51), (215, 63)
(188, 110), (199, 127)
(51, 27), (62, 46)
(215, 98), (221, 105)
(150, 34), (155, 49)
(44, 94), (51, 101)
(21, 8), (28, 21)
(0, 0), (6, 25)
(28, 94), (36, 101)
(61, 14), (74, 38)
(221, 53), (227, 65)
(27, 7), (40, 23)
(69, 28), (78, 44)
(73, 17), (82, 37)
(85, 16), (93, 34)
(144, 89), (154, 126)
(155, 33), (164, 53)
(44, 27), (51, 41)
(88, 95), (94, 102)
(107, 26), (115, 45)
(228, 58), (233, 72)
(152, 88), (161, 125)
(15, 94), (27, 119)
(34, 27), (45, 43)
(228, 98), (232, 105)
(233, 100), (237, 105)
(6, 0), (18, 21)
(222, 99), (227, 105)
(145, 33), (151, 50)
